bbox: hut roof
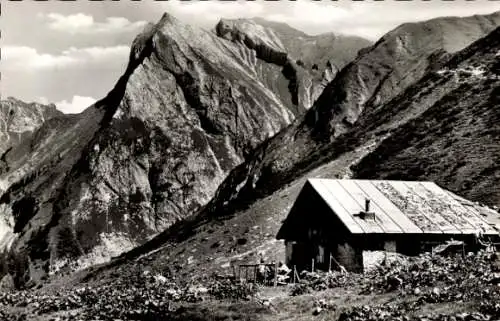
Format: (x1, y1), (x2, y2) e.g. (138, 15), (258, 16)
(280, 179), (499, 236)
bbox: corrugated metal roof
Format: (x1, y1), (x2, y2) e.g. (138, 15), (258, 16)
(307, 179), (499, 235)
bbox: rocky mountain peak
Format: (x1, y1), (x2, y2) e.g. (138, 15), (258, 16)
(216, 18), (287, 54)
(158, 11), (178, 24)
(215, 17), (372, 110)
(0, 98), (62, 156)
(376, 11), (500, 55)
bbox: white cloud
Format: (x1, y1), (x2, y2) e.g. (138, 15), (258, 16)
(1, 45), (129, 71)
(2, 46), (77, 70)
(40, 13), (147, 34)
(36, 97), (50, 105)
(265, 2), (352, 26)
(324, 2), (500, 39)
(158, 1), (371, 36)
(160, 1), (266, 27)
(62, 46), (130, 62)
(56, 95), (97, 114)
(158, 0), (500, 40)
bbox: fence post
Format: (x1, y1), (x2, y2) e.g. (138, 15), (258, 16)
(274, 262), (278, 287)
(328, 253), (332, 272)
(293, 265), (296, 284)
(311, 258), (315, 273)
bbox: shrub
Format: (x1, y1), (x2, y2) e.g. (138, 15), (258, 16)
(208, 279), (258, 301)
(290, 283), (311, 296)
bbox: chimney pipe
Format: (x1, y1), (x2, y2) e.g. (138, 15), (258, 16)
(365, 199), (370, 213)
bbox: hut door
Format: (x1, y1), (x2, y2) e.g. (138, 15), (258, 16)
(287, 241), (309, 271)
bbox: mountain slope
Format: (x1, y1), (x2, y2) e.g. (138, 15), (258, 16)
(77, 16), (500, 287)
(215, 17), (372, 107)
(352, 44), (500, 206)
(0, 98), (62, 157)
(247, 17), (372, 71)
(0, 13), (368, 287)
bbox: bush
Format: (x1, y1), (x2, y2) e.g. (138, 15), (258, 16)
(290, 283), (311, 296)
(208, 280), (257, 301)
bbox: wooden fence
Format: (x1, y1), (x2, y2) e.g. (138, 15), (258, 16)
(233, 263), (278, 286)
(233, 254), (348, 286)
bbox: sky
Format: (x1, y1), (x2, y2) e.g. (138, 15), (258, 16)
(1, 0), (499, 114)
